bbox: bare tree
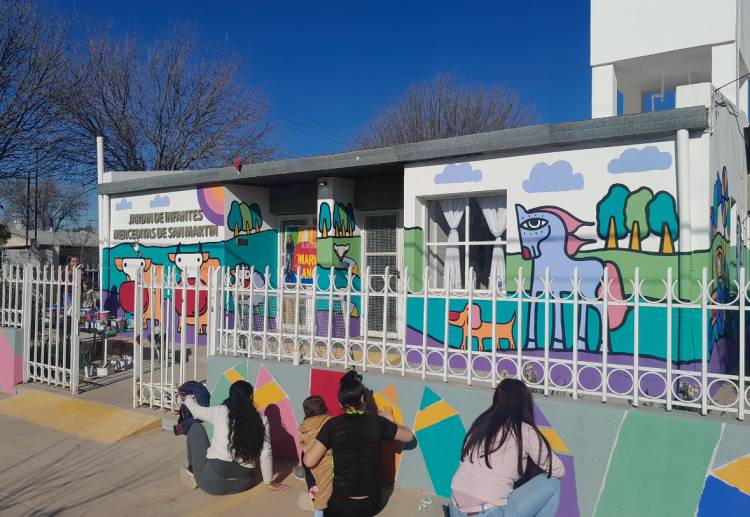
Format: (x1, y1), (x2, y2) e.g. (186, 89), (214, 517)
(57, 28), (274, 174)
(355, 74), (535, 149)
(0, 1), (68, 181)
(2, 178), (87, 232)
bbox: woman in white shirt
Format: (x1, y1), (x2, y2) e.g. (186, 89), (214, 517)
(182, 380), (289, 495)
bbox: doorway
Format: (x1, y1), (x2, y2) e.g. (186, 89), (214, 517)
(363, 211), (401, 339)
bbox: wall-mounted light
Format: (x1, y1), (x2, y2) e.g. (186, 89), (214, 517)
(318, 180), (327, 187)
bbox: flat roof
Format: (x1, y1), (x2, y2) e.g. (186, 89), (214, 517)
(98, 106), (708, 196)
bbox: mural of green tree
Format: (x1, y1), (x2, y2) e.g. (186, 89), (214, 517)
(345, 203), (355, 235)
(624, 187), (653, 251)
(226, 200), (263, 235)
(318, 202), (332, 238)
(227, 200), (243, 237)
(646, 191), (679, 253)
(333, 202), (341, 237)
(596, 184), (630, 249)
(337, 203), (349, 237)
(249, 203), (262, 232)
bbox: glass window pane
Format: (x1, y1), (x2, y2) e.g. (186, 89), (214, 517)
(468, 244), (497, 289)
(427, 199), (466, 243)
(469, 195), (507, 242)
(428, 244), (465, 289)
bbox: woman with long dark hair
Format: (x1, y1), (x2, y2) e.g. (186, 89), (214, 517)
(303, 369), (415, 517)
(181, 380), (288, 495)
(450, 378), (565, 517)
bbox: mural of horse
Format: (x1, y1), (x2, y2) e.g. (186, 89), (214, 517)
(515, 204), (628, 350)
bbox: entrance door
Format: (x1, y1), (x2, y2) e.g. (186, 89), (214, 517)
(279, 217), (316, 333)
(364, 212), (401, 338)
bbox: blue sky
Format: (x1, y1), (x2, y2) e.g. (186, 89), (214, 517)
(48, 0), (592, 158)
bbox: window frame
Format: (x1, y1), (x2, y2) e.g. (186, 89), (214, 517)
(422, 193), (508, 292)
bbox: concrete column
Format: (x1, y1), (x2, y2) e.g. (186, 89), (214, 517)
(712, 42), (738, 106)
(592, 64), (618, 118)
(621, 89), (642, 115)
(739, 79), (749, 125)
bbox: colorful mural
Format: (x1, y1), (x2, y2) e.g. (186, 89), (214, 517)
(317, 201), (356, 238)
(206, 357), (749, 517)
(227, 200), (263, 237)
(448, 302), (516, 351)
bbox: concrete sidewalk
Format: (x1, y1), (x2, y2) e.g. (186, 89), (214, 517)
(0, 393), (445, 516)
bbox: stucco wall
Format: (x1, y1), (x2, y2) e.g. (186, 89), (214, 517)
(0, 327), (24, 395)
(207, 356), (750, 517)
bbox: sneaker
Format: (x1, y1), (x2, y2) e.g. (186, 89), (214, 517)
(292, 464), (306, 480)
(180, 467), (197, 489)
(297, 492), (315, 511)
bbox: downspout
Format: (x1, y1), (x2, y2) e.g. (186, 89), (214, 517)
(97, 136), (109, 309)
(676, 128), (691, 362)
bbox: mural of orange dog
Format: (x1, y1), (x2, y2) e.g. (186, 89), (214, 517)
(448, 303), (516, 351)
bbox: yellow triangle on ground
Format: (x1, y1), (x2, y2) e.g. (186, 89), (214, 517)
(413, 400), (458, 432)
(254, 381), (286, 409)
(224, 368), (245, 384)
(539, 427), (570, 453)
(0, 390), (161, 444)
(714, 455), (750, 495)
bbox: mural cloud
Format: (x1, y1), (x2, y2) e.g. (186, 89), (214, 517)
(607, 146), (672, 173)
(114, 198), (132, 211)
(434, 163), (482, 184)
(149, 194), (170, 208)
(522, 160), (584, 193)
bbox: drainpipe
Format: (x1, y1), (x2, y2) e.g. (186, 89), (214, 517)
(97, 136), (108, 308)
(676, 129), (691, 360)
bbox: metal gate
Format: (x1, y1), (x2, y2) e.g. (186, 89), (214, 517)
(1, 264), (82, 395)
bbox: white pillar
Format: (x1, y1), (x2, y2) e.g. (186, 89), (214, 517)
(592, 64), (618, 118)
(739, 79), (749, 126)
(621, 89), (642, 115)
(712, 43), (738, 106)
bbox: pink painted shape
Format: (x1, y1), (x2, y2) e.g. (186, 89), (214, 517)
(0, 331), (22, 395)
(538, 206), (595, 255)
(255, 366), (302, 462)
(470, 304), (482, 330)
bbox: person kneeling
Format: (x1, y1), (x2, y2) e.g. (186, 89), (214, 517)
(181, 380), (289, 495)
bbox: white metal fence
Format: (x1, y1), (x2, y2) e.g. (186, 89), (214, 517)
(130, 264), (750, 420)
(0, 264), (82, 394)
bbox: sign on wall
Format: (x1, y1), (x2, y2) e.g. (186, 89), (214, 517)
(109, 187), (226, 245)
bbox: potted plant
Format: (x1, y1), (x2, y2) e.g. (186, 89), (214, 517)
(81, 349), (94, 378)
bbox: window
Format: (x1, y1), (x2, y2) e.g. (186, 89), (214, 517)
(425, 195), (507, 291)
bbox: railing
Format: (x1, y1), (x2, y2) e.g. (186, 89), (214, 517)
(129, 264), (750, 420)
(0, 264), (25, 328)
(1, 264), (83, 394)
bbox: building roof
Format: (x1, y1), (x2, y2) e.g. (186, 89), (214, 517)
(98, 106), (708, 196)
(3, 227), (98, 248)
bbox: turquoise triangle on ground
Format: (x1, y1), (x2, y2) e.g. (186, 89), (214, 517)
(419, 387), (442, 410)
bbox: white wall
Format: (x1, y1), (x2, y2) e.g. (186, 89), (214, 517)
(591, 0), (736, 66)
(404, 140), (681, 253)
(109, 187), (227, 245)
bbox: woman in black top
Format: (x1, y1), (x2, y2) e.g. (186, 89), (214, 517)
(304, 370), (414, 517)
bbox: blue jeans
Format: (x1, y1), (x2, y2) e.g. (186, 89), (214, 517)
(449, 475), (561, 517)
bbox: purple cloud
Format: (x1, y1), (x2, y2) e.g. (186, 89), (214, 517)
(114, 198), (132, 211)
(149, 194), (170, 208)
(522, 160), (584, 193)
(608, 146), (672, 173)
(434, 163), (482, 184)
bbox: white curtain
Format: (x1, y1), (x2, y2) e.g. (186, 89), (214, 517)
(439, 198), (465, 288)
(477, 196), (507, 291)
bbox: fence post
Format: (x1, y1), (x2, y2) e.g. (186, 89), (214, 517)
(70, 267), (82, 395)
(543, 268), (550, 396)
(601, 266), (609, 403)
(666, 267), (673, 411)
(632, 267), (640, 407)
(701, 267), (708, 415)
(572, 268), (579, 400)
(421, 267), (428, 380)
(21, 264), (33, 383)
(739, 267), (746, 421)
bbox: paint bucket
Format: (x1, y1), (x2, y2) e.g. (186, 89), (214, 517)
(98, 311), (110, 323)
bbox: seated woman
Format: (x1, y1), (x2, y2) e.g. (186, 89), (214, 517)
(450, 378), (565, 517)
(181, 380), (288, 495)
(303, 370), (415, 517)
